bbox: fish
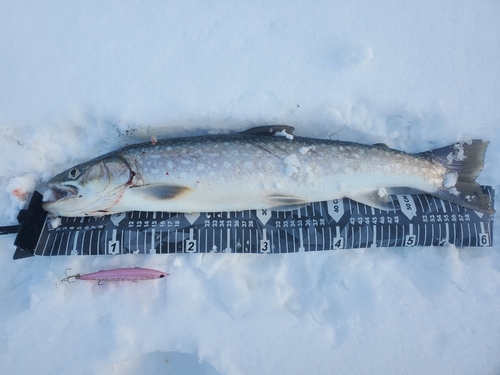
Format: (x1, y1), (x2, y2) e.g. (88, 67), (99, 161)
(42, 125), (494, 217)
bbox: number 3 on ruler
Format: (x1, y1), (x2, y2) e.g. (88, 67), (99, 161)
(260, 240), (271, 253)
(185, 240), (197, 253)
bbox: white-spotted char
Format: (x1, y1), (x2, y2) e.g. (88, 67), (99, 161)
(43, 126), (494, 217)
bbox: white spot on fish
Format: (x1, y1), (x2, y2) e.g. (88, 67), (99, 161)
(223, 161), (231, 169)
(244, 161), (253, 168)
(197, 164), (205, 171)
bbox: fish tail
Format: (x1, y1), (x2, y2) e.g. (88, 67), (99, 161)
(419, 140), (494, 214)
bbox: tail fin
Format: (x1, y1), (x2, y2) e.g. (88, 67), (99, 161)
(418, 140), (494, 214)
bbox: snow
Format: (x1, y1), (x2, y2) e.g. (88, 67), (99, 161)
(444, 172), (458, 188)
(274, 129), (294, 140)
(283, 154), (301, 176)
(1, 1), (500, 374)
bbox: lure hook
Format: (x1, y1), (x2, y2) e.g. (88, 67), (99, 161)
(61, 268), (80, 283)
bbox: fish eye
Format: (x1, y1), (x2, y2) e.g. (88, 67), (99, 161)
(68, 168), (80, 179)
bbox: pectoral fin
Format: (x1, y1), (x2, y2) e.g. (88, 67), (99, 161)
(129, 185), (191, 201)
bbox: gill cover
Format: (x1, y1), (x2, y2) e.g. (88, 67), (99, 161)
(43, 156), (133, 217)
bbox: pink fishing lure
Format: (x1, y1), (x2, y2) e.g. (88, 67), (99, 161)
(62, 267), (168, 284)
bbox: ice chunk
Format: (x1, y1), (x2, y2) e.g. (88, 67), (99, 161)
(443, 172), (458, 188)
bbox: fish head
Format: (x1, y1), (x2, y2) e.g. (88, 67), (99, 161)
(43, 156), (133, 217)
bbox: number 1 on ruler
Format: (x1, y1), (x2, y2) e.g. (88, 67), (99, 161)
(108, 240), (120, 255)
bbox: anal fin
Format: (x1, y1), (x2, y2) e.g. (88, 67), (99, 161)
(348, 190), (398, 211)
(266, 195), (310, 211)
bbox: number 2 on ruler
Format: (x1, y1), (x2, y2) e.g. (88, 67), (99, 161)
(185, 240), (197, 253)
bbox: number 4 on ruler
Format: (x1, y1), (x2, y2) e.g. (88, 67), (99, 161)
(332, 237), (343, 249)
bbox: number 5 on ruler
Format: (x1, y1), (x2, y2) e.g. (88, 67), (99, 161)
(404, 235), (416, 246)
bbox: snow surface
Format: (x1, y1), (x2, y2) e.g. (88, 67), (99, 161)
(1, 1), (500, 374)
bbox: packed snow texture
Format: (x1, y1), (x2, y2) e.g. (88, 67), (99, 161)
(1, 1), (500, 374)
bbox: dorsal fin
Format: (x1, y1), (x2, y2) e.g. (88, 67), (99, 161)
(240, 125), (295, 136)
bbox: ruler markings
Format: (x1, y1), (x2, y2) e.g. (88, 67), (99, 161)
(31, 189), (494, 256)
(41, 233), (51, 256)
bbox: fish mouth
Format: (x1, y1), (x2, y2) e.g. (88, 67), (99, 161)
(44, 184), (79, 203)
